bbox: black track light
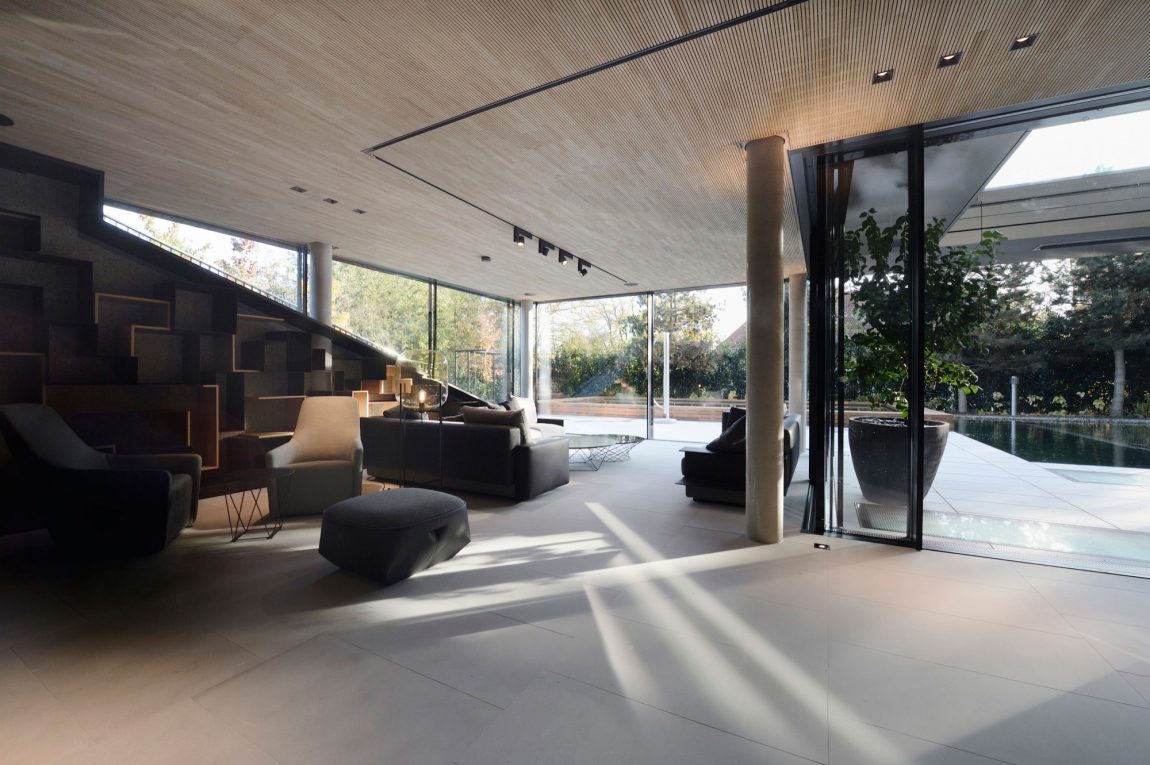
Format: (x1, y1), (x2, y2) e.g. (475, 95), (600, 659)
(871, 68), (894, 84)
(513, 226), (533, 247)
(558, 249), (572, 266)
(538, 239), (554, 257)
(577, 259), (589, 276)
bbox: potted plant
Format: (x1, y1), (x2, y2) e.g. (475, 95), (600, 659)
(844, 210), (1003, 505)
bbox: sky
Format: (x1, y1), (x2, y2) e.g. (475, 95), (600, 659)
(986, 107), (1150, 189)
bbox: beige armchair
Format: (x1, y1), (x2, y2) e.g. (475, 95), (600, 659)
(267, 396), (363, 517)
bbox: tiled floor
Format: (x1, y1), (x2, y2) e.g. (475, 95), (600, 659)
(3, 441), (1150, 763)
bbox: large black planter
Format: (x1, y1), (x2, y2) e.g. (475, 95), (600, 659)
(847, 416), (949, 506)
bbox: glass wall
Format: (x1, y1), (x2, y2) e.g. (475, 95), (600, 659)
(536, 295), (649, 437)
(918, 99), (1150, 575)
(331, 261), (513, 402)
(651, 287), (747, 442)
(331, 261), (430, 354)
(103, 204), (302, 309)
(435, 285), (512, 402)
(804, 89), (1150, 574)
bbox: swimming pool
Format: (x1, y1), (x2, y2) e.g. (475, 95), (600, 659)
(953, 416), (1150, 469)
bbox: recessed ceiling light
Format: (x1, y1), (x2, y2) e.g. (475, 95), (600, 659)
(289, 185), (307, 193)
(937, 51), (963, 68)
(523, 292), (536, 297)
(480, 255), (491, 262)
(1010, 33), (1038, 50)
(352, 208), (366, 214)
(624, 282), (639, 287)
(322, 198), (338, 204)
(872, 68), (894, 84)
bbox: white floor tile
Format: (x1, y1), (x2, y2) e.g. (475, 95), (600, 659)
(338, 609), (576, 709)
(459, 674), (813, 765)
(830, 642), (1150, 765)
(194, 635), (499, 765)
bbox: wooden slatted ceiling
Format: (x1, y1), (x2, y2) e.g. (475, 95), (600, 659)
(1, 1), (1149, 300)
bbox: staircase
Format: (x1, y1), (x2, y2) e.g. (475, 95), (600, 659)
(0, 142), (406, 504)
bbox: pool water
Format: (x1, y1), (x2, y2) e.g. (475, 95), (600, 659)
(953, 416), (1150, 469)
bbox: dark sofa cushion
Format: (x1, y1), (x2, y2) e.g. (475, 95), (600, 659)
(706, 414), (747, 453)
(460, 406), (529, 444)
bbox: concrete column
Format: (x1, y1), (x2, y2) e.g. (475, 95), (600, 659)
(308, 242), (333, 324)
(745, 136), (786, 545)
(536, 304), (553, 415)
(519, 299), (534, 399)
(787, 275), (808, 452)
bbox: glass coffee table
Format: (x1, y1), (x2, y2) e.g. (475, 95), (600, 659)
(567, 434), (644, 471)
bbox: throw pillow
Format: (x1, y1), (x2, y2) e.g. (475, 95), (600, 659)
(706, 414), (747, 453)
(460, 405), (531, 443)
(506, 395), (539, 425)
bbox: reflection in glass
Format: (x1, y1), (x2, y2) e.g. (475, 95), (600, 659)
(536, 296), (648, 437)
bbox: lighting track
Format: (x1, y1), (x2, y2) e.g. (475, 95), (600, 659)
(369, 154), (632, 285)
(362, 0), (809, 288)
(362, 0), (808, 153)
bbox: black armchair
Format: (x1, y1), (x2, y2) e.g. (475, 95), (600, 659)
(0, 404), (201, 556)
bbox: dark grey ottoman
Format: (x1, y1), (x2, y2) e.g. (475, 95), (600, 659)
(319, 488), (470, 585)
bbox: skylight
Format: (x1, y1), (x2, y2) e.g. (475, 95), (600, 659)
(985, 107), (1150, 189)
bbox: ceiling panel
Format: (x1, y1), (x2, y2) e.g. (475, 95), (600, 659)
(1, 1), (1148, 300)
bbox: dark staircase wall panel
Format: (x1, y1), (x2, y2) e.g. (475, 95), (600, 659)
(0, 354), (45, 404)
(47, 323), (137, 384)
(0, 284), (47, 353)
(155, 283), (236, 334)
(265, 331), (312, 373)
(133, 329), (186, 385)
(242, 370), (306, 397)
(215, 371), (246, 432)
(0, 252), (91, 324)
(95, 293), (170, 355)
(0, 208), (41, 251)
(0, 168), (168, 299)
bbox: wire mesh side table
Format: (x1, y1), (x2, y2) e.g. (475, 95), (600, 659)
(567, 434), (644, 471)
(221, 468), (293, 542)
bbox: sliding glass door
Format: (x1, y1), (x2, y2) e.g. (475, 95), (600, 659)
(808, 130), (925, 547)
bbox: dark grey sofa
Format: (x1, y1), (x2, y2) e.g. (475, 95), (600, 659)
(0, 403), (200, 555)
(361, 416), (569, 501)
(678, 411), (802, 505)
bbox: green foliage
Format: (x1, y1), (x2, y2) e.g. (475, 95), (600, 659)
(843, 210), (1002, 415)
(331, 263), (429, 354)
(545, 291), (748, 400)
(1054, 253), (1150, 353)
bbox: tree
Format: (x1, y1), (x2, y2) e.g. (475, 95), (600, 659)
(844, 210), (1002, 413)
(331, 263), (429, 354)
(619, 291), (732, 397)
(1051, 252), (1150, 416)
(221, 237), (297, 305)
(138, 215), (211, 259)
